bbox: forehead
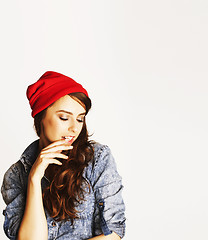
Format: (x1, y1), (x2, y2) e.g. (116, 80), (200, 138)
(47, 95), (86, 113)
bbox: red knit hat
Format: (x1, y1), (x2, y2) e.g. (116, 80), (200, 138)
(27, 71), (89, 117)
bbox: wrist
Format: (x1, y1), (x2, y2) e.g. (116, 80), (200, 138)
(28, 172), (42, 185)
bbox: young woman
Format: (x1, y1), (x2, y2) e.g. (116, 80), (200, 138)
(1, 71), (126, 240)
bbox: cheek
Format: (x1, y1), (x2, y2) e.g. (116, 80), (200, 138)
(42, 118), (64, 138)
(78, 123), (84, 133)
(72, 124), (84, 140)
(79, 123), (84, 131)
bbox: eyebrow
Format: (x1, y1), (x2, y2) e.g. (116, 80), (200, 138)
(56, 110), (86, 116)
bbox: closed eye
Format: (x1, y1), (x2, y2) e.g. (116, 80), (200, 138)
(60, 117), (68, 121)
(77, 118), (84, 123)
(60, 116), (84, 123)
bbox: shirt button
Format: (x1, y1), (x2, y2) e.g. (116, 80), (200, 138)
(52, 221), (56, 227)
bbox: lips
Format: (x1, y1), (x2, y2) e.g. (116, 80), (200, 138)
(62, 136), (75, 144)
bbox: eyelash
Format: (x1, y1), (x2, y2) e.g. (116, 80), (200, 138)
(59, 117), (84, 123)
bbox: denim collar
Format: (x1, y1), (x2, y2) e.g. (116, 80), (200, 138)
(19, 139), (40, 173)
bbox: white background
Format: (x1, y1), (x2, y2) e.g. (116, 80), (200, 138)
(0, 1), (208, 239)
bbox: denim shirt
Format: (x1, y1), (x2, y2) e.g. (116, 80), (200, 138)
(1, 140), (126, 240)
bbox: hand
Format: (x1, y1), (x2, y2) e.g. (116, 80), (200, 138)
(29, 139), (73, 182)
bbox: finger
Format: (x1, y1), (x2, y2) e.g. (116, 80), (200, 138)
(47, 159), (63, 166)
(43, 144), (73, 153)
(40, 158), (63, 167)
(41, 152), (69, 160)
(44, 139), (72, 150)
(43, 140), (66, 151)
(56, 148), (72, 153)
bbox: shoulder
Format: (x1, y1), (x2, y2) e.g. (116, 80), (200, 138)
(92, 142), (111, 160)
(1, 160), (26, 204)
(2, 160), (25, 184)
(91, 141), (116, 168)
(1, 140), (39, 191)
(85, 141), (120, 186)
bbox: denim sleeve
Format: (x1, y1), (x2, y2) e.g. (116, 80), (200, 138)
(91, 145), (126, 239)
(1, 161), (26, 239)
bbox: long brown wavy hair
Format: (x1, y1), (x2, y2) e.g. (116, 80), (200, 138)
(34, 92), (94, 223)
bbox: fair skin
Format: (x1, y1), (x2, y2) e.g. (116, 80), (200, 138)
(17, 95), (120, 240)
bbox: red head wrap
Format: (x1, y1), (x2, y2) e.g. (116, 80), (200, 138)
(26, 71), (89, 117)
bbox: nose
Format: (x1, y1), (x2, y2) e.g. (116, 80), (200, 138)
(68, 118), (78, 133)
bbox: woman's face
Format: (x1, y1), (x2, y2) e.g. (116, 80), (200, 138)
(39, 95), (86, 148)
